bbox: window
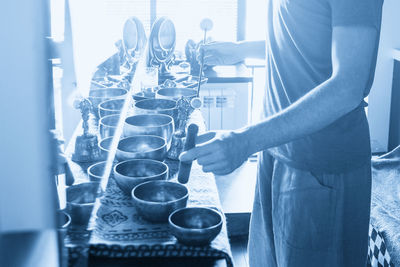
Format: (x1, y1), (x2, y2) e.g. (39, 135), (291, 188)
(156, 0), (238, 52)
(67, 0), (241, 90)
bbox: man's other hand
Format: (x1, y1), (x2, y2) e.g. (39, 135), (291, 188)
(197, 42), (243, 66)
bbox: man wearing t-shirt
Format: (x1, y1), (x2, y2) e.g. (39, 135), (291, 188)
(180, 0), (383, 266)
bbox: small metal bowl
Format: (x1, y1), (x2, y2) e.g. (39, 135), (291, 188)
(168, 207), (223, 246)
(124, 114), (174, 147)
(156, 88), (197, 101)
(98, 136), (113, 160)
(89, 88), (128, 117)
(98, 98), (125, 118)
(113, 159), (168, 194)
(99, 114), (120, 139)
(87, 161), (114, 182)
(132, 181), (188, 222)
(57, 210), (71, 229)
(134, 98), (177, 120)
(116, 135), (167, 161)
(66, 182), (102, 227)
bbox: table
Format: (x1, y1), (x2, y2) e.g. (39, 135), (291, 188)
(63, 111), (234, 267)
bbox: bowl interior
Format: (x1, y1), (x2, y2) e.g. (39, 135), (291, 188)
(157, 88), (197, 98)
(135, 99), (176, 111)
(100, 114), (120, 127)
(99, 98), (124, 111)
(88, 161), (107, 177)
(115, 160), (167, 178)
(170, 207), (222, 229)
(99, 137), (113, 152)
(118, 136), (166, 153)
(89, 88), (127, 98)
(125, 114), (172, 127)
(134, 181), (187, 203)
(58, 211), (71, 229)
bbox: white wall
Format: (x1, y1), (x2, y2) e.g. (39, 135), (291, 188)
(0, 0), (57, 233)
(368, 0), (400, 152)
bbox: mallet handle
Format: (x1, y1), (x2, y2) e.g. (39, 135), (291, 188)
(178, 124), (199, 184)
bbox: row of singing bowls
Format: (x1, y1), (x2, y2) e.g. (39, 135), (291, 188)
(113, 159), (168, 194)
(124, 114), (174, 148)
(89, 88), (128, 117)
(98, 98), (125, 118)
(156, 88), (197, 101)
(116, 135), (167, 161)
(132, 180), (188, 222)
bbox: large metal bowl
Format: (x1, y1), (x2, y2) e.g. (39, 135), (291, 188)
(99, 114), (120, 139)
(89, 88), (128, 117)
(98, 98), (125, 118)
(116, 135), (167, 161)
(156, 88), (197, 101)
(168, 207), (223, 246)
(113, 159), (168, 194)
(132, 180), (188, 222)
(124, 114), (174, 147)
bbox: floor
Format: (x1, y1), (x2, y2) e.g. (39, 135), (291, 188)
(230, 235), (250, 267)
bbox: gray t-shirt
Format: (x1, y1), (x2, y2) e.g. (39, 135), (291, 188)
(264, 0), (383, 173)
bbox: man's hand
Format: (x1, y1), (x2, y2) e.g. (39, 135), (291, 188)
(197, 42), (243, 66)
(179, 130), (250, 175)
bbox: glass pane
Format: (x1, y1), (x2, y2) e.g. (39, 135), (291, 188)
(156, 0), (238, 52)
(69, 0), (151, 94)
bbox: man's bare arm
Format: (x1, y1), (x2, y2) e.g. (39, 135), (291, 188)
(181, 26), (378, 175)
(240, 26), (377, 155)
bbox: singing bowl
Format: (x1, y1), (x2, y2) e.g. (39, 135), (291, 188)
(156, 88), (197, 101)
(134, 99), (177, 122)
(89, 88), (128, 116)
(87, 161), (114, 182)
(66, 182), (102, 226)
(132, 181), (188, 222)
(116, 135), (167, 161)
(57, 210), (71, 229)
(168, 207), (223, 246)
(98, 98), (125, 118)
(99, 114), (120, 139)
(149, 17), (176, 63)
(113, 159), (168, 194)
(132, 92), (153, 102)
(124, 114), (174, 147)
(123, 16), (147, 60)
(98, 136), (113, 160)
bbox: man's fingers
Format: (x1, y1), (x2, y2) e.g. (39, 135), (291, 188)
(196, 132), (216, 145)
(214, 169), (232, 176)
(202, 162), (227, 173)
(197, 154), (218, 166)
(179, 144), (214, 162)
